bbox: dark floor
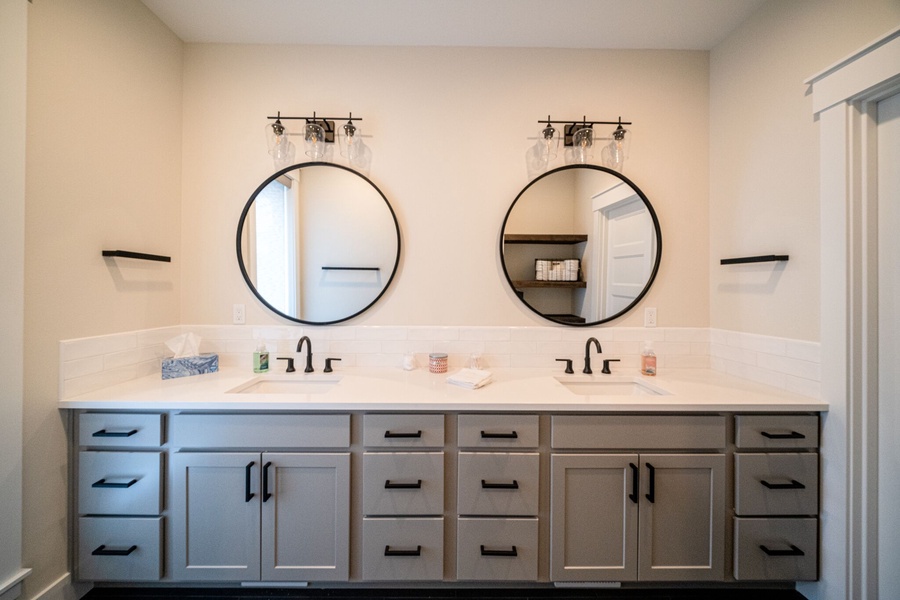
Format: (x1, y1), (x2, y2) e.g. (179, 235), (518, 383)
(82, 587), (808, 600)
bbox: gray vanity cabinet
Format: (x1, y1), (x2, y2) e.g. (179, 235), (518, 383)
(168, 413), (351, 582)
(549, 415), (726, 583)
(170, 451), (350, 582)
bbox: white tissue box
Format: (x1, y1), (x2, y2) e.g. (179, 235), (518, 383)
(161, 353), (219, 380)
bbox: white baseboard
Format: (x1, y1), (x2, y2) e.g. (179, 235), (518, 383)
(29, 573), (91, 600)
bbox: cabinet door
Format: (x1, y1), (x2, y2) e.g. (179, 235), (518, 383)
(261, 453), (350, 581)
(549, 454), (639, 581)
(638, 454), (725, 581)
(170, 452), (261, 581)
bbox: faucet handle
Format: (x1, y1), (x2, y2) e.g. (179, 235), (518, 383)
(277, 357), (295, 373)
(324, 357), (342, 373)
(555, 358), (574, 374)
(601, 359), (621, 375)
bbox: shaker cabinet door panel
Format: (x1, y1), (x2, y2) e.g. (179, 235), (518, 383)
(637, 454), (725, 581)
(549, 453), (639, 582)
(170, 452), (261, 581)
(261, 453), (350, 581)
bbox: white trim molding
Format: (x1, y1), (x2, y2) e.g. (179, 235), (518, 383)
(806, 27), (900, 600)
(0, 569), (31, 600)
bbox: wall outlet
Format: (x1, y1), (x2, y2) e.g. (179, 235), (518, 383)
(644, 307), (657, 328)
(233, 303), (245, 324)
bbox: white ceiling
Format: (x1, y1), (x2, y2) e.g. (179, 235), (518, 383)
(140, 0), (767, 50)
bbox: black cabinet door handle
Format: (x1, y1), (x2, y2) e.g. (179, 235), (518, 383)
(760, 544), (805, 557)
(761, 479), (806, 490)
(760, 430), (806, 440)
(384, 545), (422, 557)
(385, 479), (422, 489)
(92, 478), (138, 489)
(481, 479), (519, 489)
(92, 544), (137, 556)
(384, 430), (422, 438)
(480, 431), (518, 439)
(628, 463), (639, 504)
(245, 461), (255, 502)
(480, 545), (517, 557)
(262, 461), (273, 502)
(92, 429), (138, 438)
(645, 463), (655, 503)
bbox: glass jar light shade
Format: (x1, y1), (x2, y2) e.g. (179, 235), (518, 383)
(601, 125), (629, 172)
(338, 121), (371, 173)
(525, 124), (559, 178)
(566, 126), (594, 164)
(304, 122), (328, 159)
(266, 119), (290, 155)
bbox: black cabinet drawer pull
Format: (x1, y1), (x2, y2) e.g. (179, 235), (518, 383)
(385, 479), (422, 489)
(384, 545), (422, 557)
(480, 545), (517, 557)
(92, 478), (138, 489)
(761, 479), (806, 490)
(92, 544), (137, 556)
(262, 461), (273, 502)
(92, 429), (138, 438)
(384, 430), (422, 438)
(760, 544), (805, 557)
(645, 463), (655, 504)
(480, 431), (518, 439)
(760, 430), (806, 440)
(628, 463), (639, 504)
(481, 479), (519, 489)
(245, 461), (255, 502)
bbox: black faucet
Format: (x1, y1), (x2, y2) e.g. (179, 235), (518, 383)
(583, 337), (602, 374)
(296, 336), (314, 373)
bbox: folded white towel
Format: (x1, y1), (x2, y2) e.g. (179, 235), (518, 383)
(447, 368), (494, 390)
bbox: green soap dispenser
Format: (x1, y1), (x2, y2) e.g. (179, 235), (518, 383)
(253, 341), (269, 373)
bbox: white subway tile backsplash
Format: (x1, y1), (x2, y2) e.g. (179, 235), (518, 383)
(59, 325), (821, 400)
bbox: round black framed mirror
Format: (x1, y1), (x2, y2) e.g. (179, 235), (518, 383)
(500, 164), (661, 326)
(237, 162), (401, 325)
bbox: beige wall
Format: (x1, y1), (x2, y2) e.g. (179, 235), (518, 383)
(709, 0), (900, 341)
(180, 45), (710, 327)
(23, 1), (183, 597)
(1, 0), (27, 593)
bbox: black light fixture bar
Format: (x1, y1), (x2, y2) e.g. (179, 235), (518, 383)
(266, 112), (363, 144)
(538, 115), (632, 147)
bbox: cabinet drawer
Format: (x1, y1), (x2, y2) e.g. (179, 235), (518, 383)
(734, 518), (818, 581)
(363, 453), (444, 515)
(79, 413), (163, 448)
(551, 415), (726, 449)
(457, 453), (539, 516)
(363, 414), (444, 448)
(78, 517), (163, 581)
(735, 453), (818, 516)
(735, 415), (819, 449)
(362, 518), (444, 580)
(457, 518), (538, 581)
(172, 413), (349, 448)
(458, 415), (539, 449)
(78, 452), (162, 516)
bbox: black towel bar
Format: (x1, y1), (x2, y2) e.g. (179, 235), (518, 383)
(102, 250), (171, 263)
(720, 255), (789, 265)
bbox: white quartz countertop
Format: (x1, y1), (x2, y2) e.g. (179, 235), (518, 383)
(58, 366), (828, 413)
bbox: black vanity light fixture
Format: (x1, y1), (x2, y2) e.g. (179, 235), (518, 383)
(265, 112), (370, 172)
(526, 115), (632, 177)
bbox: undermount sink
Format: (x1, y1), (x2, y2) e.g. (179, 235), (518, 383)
(227, 375), (342, 395)
(554, 376), (670, 396)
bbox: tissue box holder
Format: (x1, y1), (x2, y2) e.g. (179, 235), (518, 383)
(162, 354), (219, 380)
